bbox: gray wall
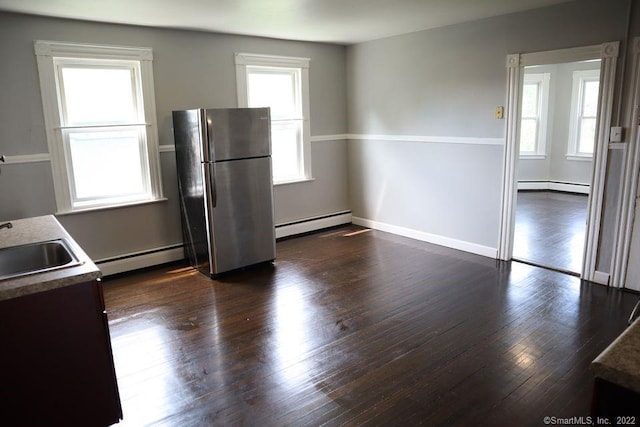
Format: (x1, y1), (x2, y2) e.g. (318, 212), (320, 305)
(0, 12), (348, 261)
(518, 61), (599, 185)
(3, 0), (640, 284)
(346, 0), (631, 262)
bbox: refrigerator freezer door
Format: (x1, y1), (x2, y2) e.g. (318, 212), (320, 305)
(209, 156), (276, 274)
(173, 109), (214, 275)
(206, 108), (271, 162)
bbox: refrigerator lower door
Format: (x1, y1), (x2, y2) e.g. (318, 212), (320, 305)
(179, 174), (212, 276)
(209, 156), (276, 275)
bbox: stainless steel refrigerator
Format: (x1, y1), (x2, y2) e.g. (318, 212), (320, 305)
(172, 107), (276, 277)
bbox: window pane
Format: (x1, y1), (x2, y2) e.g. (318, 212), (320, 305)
(67, 129), (146, 200)
(519, 119), (537, 153)
(271, 121), (302, 181)
(582, 80), (599, 117)
(247, 70), (298, 119)
(521, 83), (539, 118)
(61, 67), (137, 125)
(578, 118), (596, 154)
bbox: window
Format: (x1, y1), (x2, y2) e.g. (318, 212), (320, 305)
(519, 72), (550, 158)
(235, 53), (311, 184)
(567, 69), (600, 159)
(35, 41), (163, 213)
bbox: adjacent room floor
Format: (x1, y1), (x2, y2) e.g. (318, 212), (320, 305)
(103, 224), (635, 426)
(514, 191), (589, 274)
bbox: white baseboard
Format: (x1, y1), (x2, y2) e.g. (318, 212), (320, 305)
(96, 245), (184, 277)
(592, 270), (611, 286)
(276, 211), (352, 239)
(352, 216), (497, 258)
(518, 181), (590, 194)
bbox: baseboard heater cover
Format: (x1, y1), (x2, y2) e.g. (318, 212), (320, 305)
(96, 211), (353, 276)
(518, 181), (590, 194)
(96, 244), (184, 277)
(275, 211), (352, 239)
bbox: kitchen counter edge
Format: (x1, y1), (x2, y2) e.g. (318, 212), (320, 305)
(591, 316), (640, 394)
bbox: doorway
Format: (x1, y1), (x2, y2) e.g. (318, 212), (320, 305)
(512, 61), (600, 275)
(498, 42), (619, 283)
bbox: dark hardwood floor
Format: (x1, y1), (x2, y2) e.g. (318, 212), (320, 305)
(103, 225), (637, 426)
(514, 191), (589, 274)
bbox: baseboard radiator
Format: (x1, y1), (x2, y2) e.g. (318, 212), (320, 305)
(97, 211), (353, 276)
(518, 180), (590, 194)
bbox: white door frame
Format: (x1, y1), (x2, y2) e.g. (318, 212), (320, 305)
(497, 42), (619, 284)
(611, 37), (640, 288)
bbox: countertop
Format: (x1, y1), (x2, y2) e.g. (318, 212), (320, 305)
(591, 316), (640, 394)
(0, 215), (101, 302)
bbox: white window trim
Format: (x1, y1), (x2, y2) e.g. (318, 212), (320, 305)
(34, 40), (163, 214)
(519, 72), (551, 159)
(235, 53), (312, 184)
(567, 68), (600, 160)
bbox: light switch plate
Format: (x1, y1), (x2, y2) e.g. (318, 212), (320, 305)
(495, 106), (504, 119)
(610, 126), (623, 142)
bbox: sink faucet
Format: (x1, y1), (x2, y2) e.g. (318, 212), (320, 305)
(0, 222), (12, 230)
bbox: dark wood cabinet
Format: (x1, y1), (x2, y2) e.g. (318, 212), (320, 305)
(0, 280), (122, 426)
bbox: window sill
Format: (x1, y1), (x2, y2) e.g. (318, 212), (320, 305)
(274, 177), (315, 187)
(56, 197), (168, 216)
(519, 154), (547, 160)
(566, 154), (593, 162)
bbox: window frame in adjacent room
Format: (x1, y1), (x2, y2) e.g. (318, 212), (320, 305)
(519, 72), (551, 159)
(567, 68), (600, 161)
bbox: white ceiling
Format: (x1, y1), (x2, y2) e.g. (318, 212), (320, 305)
(0, 0), (574, 45)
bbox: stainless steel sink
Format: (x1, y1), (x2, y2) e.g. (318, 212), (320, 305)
(0, 239), (82, 281)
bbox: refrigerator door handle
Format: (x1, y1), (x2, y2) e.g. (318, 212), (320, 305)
(203, 162), (217, 208)
(205, 109), (216, 163)
(210, 162), (217, 208)
(200, 109), (211, 163)
(200, 109), (216, 208)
